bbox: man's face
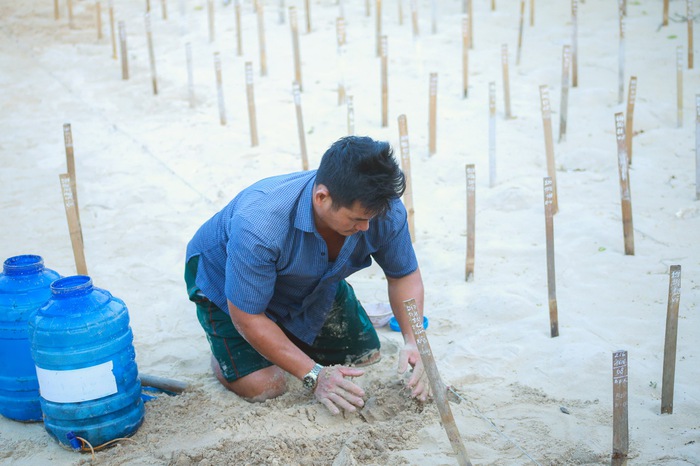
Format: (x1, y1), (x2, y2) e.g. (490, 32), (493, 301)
(325, 202), (375, 236)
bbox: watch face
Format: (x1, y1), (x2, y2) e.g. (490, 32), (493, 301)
(303, 375), (316, 389)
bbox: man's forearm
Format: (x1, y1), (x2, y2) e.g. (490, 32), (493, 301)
(386, 268), (425, 344)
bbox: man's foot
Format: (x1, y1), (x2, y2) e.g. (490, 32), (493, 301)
(349, 349), (381, 367)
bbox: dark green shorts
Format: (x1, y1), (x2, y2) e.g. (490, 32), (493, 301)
(185, 255), (380, 382)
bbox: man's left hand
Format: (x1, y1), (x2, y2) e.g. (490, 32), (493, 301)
(397, 342), (430, 401)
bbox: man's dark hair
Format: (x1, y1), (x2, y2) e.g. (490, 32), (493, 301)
(315, 136), (406, 216)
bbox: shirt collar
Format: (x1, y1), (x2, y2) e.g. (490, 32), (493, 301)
(294, 175), (317, 233)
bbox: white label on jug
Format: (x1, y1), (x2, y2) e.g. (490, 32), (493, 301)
(36, 361), (118, 403)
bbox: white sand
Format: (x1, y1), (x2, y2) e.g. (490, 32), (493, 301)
(1, 0), (698, 464)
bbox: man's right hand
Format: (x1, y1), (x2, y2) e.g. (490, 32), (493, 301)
(313, 365), (366, 415)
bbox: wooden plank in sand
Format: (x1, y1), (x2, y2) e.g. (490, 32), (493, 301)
(245, 62), (259, 147)
(290, 7), (303, 91)
(502, 44), (512, 118)
(214, 52), (226, 125)
(429, 72), (438, 156)
(59, 174), (88, 276)
(293, 81), (309, 170)
(543, 177), (558, 337)
(661, 265), (682, 414)
(539, 85), (558, 213)
(611, 350), (629, 466)
(614, 112), (634, 255)
(626, 76), (637, 164)
(398, 115), (416, 242)
(465, 164), (475, 281)
(119, 21), (129, 79)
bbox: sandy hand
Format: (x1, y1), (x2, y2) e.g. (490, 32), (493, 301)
(397, 342), (430, 401)
(314, 365), (365, 415)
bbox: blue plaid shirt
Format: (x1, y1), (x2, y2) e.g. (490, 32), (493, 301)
(186, 170), (418, 344)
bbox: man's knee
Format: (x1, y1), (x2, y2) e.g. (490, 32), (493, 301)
(211, 356), (287, 402)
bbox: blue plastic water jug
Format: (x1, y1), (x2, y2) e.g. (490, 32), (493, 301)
(0, 254), (61, 422)
(29, 275), (145, 447)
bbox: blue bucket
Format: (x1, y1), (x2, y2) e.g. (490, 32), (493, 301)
(0, 255), (60, 422)
(29, 275), (145, 447)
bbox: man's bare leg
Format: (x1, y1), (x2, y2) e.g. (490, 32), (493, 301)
(211, 355), (287, 402)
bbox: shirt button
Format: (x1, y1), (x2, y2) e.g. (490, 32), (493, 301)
(321, 252), (325, 256)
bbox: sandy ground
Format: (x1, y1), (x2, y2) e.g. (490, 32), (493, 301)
(1, 0), (699, 464)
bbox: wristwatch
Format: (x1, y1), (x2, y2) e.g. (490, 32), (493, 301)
(302, 363), (323, 391)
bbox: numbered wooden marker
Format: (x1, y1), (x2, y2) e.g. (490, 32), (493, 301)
(428, 72), (438, 156)
(235, 0), (243, 56)
(376, 0), (383, 56)
(96, 2), (103, 40)
(572, 0), (578, 87)
(677, 46), (684, 128)
(245, 62), (259, 147)
(214, 52), (226, 125)
(63, 123), (80, 225)
(304, 0), (311, 32)
(543, 177), (558, 337)
(347, 95), (355, 135)
(207, 0), (215, 43)
(663, 0), (670, 26)
(462, 16), (469, 98)
(256, 0), (268, 76)
(411, 0), (419, 38)
(661, 265), (682, 415)
(696, 95), (700, 200)
(559, 45), (571, 143)
(118, 21), (129, 80)
(614, 112), (634, 255)
(516, 0), (525, 65)
(398, 115), (416, 242)
(502, 44), (512, 118)
(186, 42), (195, 107)
(381, 36), (388, 127)
(293, 81), (309, 171)
(539, 85), (558, 213)
(465, 164), (475, 281)
(402, 299), (473, 466)
(59, 174), (88, 276)
(337, 17), (347, 105)
(109, 0), (117, 59)
(626, 76), (637, 164)
(145, 13), (158, 95)
(688, 0), (694, 69)
(611, 350), (629, 465)
(618, 0), (625, 104)
(290, 7), (303, 91)
(489, 82), (496, 187)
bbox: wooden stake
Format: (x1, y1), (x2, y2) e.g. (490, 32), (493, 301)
(677, 46), (684, 128)
(411, 0), (419, 38)
(430, 0), (437, 34)
(468, 0), (473, 48)
(118, 21), (129, 80)
(516, 0), (525, 65)
(398, 115), (416, 242)
(245, 62), (259, 147)
(462, 16), (469, 99)
(67, 0), (74, 28)
(465, 164), (475, 282)
(290, 7), (303, 91)
(293, 81), (309, 171)
(398, 0), (403, 26)
(214, 52), (226, 125)
(376, 0), (382, 57)
(347, 95), (355, 135)
(96, 2), (103, 40)
(304, 0), (311, 33)
(161, 0), (167, 20)
(696, 95), (700, 200)
(626, 76), (637, 164)
(380, 36), (388, 127)
(543, 177), (558, 337)
(489, 82), (496, 187)
(611, 350), (629, 465)
(502, 44), (512, 118)
(559, 45), (571, 143)
(55, 0), (60, 20)
(663, 0), (669, 26)
(530, 0), (534, 26)
(235, 0), (243, 56)
(337, 17), (347, 106)
(365, 0), (371, 17)
(614, 112), (634, 255)
(186, 42), (195, 107)
(402, 299), (473, 466)
(688, 0), (694, 69)
(539, 85), (558, 213)
(256, 0), (267, 77)
(428, 72), (438, 156)
(207, 0), (215, 43)
(109, 0), (117, 59)
(145, 13), (158, 95)
(146, 0), (150, 12)
(570, 3), (578, 88)
(618, 0), (625, 104)
(59, 174), (88, 276)
(63, 123), (80, 225)
(661, 265), (682, 414)
(279, 0), (286, 25)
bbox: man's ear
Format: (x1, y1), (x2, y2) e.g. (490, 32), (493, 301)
(313, 184), (331, 205)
